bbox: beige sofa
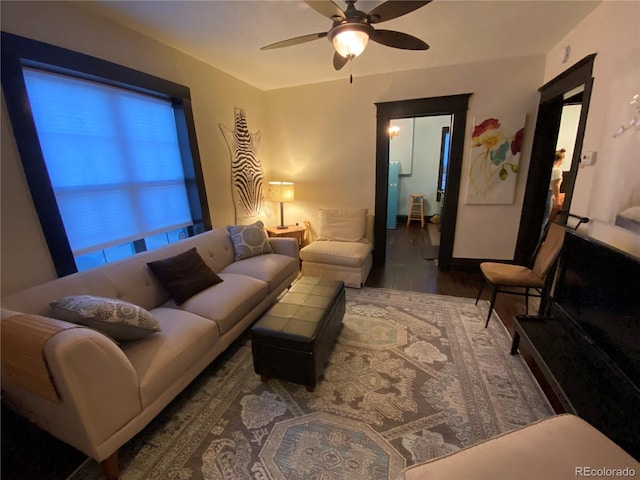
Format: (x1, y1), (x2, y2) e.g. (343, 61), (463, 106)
(398, 414), (639, 479)
(1, 226), (299, 479)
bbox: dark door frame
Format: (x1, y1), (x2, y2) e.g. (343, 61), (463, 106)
(374, 94), (472, 271)
(514, 54), (595, 264)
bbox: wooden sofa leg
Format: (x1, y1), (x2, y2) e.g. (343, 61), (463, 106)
(101, 451), (119, 480)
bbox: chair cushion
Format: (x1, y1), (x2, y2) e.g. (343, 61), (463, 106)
(301, 240), (372, 267)
(317, 208), (368, 242)
(480, 262), (544, 288)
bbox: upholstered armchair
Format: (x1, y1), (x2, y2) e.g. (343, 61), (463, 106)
(300, 208), (374, 288)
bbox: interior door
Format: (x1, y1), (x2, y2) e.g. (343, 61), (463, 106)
(515, 55), (595, 265)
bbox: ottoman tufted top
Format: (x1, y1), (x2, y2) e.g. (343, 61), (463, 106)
(251, 277), (344, 352)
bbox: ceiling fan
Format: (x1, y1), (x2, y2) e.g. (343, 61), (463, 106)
(261, 0), (432, 71)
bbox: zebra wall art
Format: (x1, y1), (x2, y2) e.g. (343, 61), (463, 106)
(220, 108), (270, 223)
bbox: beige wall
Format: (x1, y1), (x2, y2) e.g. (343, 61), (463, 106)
(544, 0), (640, 256)
(1, 1), (268, 295)
(264, 55), (545, 260)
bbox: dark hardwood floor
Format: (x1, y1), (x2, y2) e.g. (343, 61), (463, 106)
(368, 223), (525, 318)
(1, 224), (561, 480)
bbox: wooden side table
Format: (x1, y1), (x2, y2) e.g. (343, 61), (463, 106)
(265, 225), (307, 247)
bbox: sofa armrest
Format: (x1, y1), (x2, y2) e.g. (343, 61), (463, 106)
(269, 237), (299, 259)
(1, 317), (141, 461)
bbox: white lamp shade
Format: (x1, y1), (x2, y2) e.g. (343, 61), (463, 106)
(268, 181), (295, 203)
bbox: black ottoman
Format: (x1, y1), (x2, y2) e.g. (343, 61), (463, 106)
(251, 277), (345, 391)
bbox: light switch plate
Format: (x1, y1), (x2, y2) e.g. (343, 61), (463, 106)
(580, 151), (597, 166)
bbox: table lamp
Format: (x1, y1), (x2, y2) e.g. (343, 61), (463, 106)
(268, 181), (295, 229)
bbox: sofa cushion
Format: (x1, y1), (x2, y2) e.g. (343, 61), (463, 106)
(49, 295), (160, 341)
(397, 414), (638, 480)
(147, 247), (223, 305)
(226, 221), (273, 261)
(317, 208), (368, 242)
(120, 307), (221, 408)
(300, 240), (372, 267)
(222, 253), (298, 293)
(179, 274), (268, 335)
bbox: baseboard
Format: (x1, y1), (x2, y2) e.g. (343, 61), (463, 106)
(449, 257), (515, 271)
(450, 258), (482, 271)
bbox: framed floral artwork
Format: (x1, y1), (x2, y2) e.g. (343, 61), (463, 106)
(465, 117), (524, 204)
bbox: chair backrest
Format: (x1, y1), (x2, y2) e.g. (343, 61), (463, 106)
(555, 210), (590, 231)
(532, 223), (566, 278)
(305, 212), (374, 245)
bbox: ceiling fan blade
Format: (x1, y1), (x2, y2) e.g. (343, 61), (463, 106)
(333, 52), (348, 71)
(371, 30), (429, 50)
(305, 1), (346, 21)
(368, 1), (432, 24)
(261, 32), (328, 50)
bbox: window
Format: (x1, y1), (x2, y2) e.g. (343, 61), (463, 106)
(1, 32), (210, 276)
(23, 68), (193, 270)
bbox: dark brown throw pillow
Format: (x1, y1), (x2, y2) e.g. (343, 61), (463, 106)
(147, 248), (222, 305)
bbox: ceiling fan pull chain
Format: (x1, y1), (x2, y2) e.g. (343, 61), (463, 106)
(349, 59), (353, 84)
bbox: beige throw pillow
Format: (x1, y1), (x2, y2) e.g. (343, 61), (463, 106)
(317, 208), (368, 242)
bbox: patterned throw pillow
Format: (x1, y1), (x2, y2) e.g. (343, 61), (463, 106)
(50, 295), (160, 341)
(226, 221), (273, 261)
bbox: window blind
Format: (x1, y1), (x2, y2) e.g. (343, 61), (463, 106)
(23, 67), (193, 256)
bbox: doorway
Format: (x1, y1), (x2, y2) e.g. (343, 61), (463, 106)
(374, 94), (472, 271)
(386, 114), (452, 262)
(551, 88), (584, 224)
(515, 54), (595, 264)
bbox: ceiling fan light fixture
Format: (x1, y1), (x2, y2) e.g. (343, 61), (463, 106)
(329, 23), (374, 59)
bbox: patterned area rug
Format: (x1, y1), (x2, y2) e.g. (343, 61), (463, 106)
(68, 288), (553, 480)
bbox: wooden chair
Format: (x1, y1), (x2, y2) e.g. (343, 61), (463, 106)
(555, 210), (590, 231)
(475, 222), (567, 328)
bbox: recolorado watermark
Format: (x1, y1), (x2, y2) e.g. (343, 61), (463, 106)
(576, 466), (636, 477)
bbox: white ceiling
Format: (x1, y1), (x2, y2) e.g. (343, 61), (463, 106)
(79, 0), (601, 91)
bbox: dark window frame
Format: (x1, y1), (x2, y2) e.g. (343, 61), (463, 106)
(1, 32), (211, 277)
